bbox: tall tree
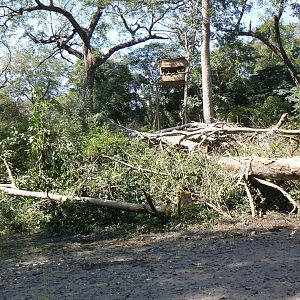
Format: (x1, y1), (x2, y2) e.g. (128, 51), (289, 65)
(201, 0), (214, 123)
(166, 0), (200, 124)
(2, 45), (67, 103)
(0, 1), (181, 113)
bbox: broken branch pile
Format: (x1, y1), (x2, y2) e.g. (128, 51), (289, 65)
(120, 120), (300, 152)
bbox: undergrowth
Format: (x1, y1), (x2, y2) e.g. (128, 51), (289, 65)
(1, 106), (299, 235)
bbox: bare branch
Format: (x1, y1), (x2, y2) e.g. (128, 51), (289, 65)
(236, 0), (300, 86)
(95, 34), (167, 68)
(251, 177), (298, 214)
(0, 185), (170, 216)
(235, 0), (248, 31)
(36, 48), (60, 68)
(0, 156), (17, 189)
(3, 2), (88, 43)
(119, 10), (141, 38)
(26, 30), (83, 60)
(87, 5), (105, 39)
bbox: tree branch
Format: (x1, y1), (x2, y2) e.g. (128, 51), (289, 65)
(95, 34), (167, 68)
(235, 0), (248, 31)
(0, 185), (170, 217)
(0, 41), (11, 89)
(15, 1), (88, 44)
(251, 177), (298, 214)
(236, 0), (300, 86)
(87, 5), (105, 39)
(0, 157), (17, 189)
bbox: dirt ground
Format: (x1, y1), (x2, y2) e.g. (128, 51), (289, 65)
(1, 214), (300, 300)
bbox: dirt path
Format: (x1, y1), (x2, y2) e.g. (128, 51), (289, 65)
(1, 214), (300, 300)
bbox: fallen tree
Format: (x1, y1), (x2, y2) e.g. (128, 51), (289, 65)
(0, 184), (170, 218)
(219, 156), (300, 216)
(0, 156), (171, 220)
(219, 156), (300, 180)
(1, 115), (299, 221)
(110, 116), (300, 217)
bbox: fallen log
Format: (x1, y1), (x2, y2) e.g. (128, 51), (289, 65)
(0, 185), (170, 217)
(219, 156), (300, 180)
(219, 156), (300, 215)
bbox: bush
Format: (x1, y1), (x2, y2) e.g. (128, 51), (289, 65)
(1, 119), (247, 234)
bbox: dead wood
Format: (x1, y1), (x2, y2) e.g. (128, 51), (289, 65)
(0, 156), (17, 189)
(250, 177), (297, 214)
(220, 156), (300, 215)
(110, 118), (300, 151)
(0, 185), (170, 217)
(239, 180), (257, 217)
(219, 156), (300, 180)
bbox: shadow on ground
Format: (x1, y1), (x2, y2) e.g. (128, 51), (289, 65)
(1, 215), (300, 300)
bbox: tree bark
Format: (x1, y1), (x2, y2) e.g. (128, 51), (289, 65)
(219, 157), (300, 180)
(154, 83), (161, 131)
(183, 33), (190, 124)
(183, 67), (189, 124)
(84, 47), (96, 114)
(201, 0), (214, 124)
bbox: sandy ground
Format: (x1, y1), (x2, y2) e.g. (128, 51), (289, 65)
(1, 214), (300, 300)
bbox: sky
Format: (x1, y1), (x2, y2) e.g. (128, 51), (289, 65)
(243, 0), (299, 29)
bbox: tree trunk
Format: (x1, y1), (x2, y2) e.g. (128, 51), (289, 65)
(273, 15), (300, 87)
(84, 47), (96, 114)
(201, 0), (214, 124)
(183, 33), (190, 125)
(219, 157), (300, 180)
(154, 83), (160, 131)
(183, 68), (189, 124)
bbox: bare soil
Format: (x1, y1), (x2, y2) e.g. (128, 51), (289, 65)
(1, 214), (300, 300)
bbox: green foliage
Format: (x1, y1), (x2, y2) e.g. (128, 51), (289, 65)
(80, 127), (244, 227)
(94, 61), (146, 126)
(287, 87), (300, 120)
(212, 40), (296, 126)
(4, 110), (300, 235)
(84, 126), (132, 158)
(0, 193), (44, 234)
(0, 97), (28, 139)
(1, 117), (247, 234)
(39, 201), (116, 235)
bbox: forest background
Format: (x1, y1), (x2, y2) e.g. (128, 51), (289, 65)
(0, 0), (300, 235)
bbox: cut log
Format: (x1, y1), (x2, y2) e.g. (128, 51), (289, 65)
(219, 156), (300, 180)
(0, 186), (170, 217)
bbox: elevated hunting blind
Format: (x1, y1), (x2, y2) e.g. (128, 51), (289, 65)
(158, 57), (189, 87)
